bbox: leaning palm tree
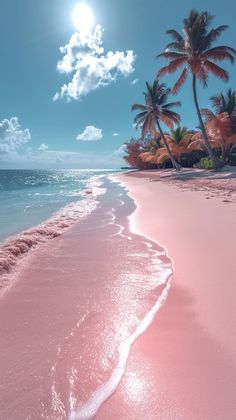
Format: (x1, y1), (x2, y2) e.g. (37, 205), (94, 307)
(157, 9), (236, 169)
(132, 80), (182, 170)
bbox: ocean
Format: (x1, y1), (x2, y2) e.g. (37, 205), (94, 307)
(0, 169), (173, 419)
(0, 169), (120, 243)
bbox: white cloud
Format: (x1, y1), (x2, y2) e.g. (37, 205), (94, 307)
(76, 125), (103, 141)
(113, 132), (119, 137)
(38, 143), (49, 151)
(130, 78), (139, 85)
(0, 117), (31, 154)
(114, 144), (126, 156)
(0, 147), (125, 169)
(54, 25), (136, 101)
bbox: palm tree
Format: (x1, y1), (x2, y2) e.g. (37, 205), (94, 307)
(202, 89), (236, 131)
(132, 80), (182, 170)
(210, 89), (236, 115)
(139, 126), (193, 166)
(157, 9), (236, 169)
(188, 117), (236, 164)
(169, 126), (189, 144)
(200, 89), (236, 162)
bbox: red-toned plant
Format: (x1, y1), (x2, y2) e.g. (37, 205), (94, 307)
(157, 9), (236, 169)
(123, 138), (151, 169)
(189, 112), (236, 163)
(198, 89), (236, 162)
(201, 88), (236, 132)
(139, 127), (193, 166)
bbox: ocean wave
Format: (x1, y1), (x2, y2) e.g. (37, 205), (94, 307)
(68, 178), (173, 420)
(69, 247), (172, 420)
(0, 176), (106, 291)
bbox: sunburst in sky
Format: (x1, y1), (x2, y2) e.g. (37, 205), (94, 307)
(72, 3), (95, 32)
(0, 0), (236, 169)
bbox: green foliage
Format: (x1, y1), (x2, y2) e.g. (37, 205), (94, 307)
(170, 126), (188, 144)
(198, 157), (214, 169)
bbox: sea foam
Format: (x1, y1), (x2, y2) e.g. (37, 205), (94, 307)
(68, 177), (173, 419)
(0, 176), (106, 291)
(69, 264), (172, 420)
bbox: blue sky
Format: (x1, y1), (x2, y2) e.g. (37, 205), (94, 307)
(0, 0), (236, 169)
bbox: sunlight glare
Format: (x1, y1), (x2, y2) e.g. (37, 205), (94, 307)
(125, 371), (147, 402)
(72, 3), (95, 32)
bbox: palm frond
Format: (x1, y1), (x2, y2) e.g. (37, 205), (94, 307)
(159, 114), (174, 129)
(192, 61), (208, 86)
(210, 89), (236, 115)
(166, 29), (184, 43)
(164, 41), (186, 52)
(203, 26), (229, 50)
(131, 103), (148, 112)
(158, 57), (187, 78)
(201, 108), (216, 122)
(141, 115), (153, 138)
(172, 68), (188, 94)
(133, 111), (149, 125)
(210, 94), (221, 111)
(157, 51), (187, 60)
(162, 101), (182, 110)
(202, 46), (236, 63)
(162, 109), (181, 125)
(204, 61), (229, 81)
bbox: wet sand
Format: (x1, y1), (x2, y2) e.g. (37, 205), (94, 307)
(97, 169), (236, 420)
(0, 177), (172, 419)
(1, 170), (236, 419)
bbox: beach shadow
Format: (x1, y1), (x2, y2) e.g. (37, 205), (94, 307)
(126, 167), (236, 181)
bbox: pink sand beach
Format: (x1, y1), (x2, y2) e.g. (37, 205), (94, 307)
(0, 169), (236, 419)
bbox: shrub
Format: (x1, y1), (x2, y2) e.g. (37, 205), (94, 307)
(197, 157), (214, 170)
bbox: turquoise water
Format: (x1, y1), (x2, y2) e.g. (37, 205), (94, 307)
(0, 169), (119, 243)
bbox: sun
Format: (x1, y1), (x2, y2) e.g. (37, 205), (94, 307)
(72, 3), (95, 32)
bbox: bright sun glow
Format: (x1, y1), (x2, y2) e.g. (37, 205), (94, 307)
(72, 3), (95, 32)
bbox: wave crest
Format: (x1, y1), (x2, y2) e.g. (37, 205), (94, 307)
(0, 176), (106, 291)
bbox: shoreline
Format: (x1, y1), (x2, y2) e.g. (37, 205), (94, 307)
(96, 169), (236, 420)
(0, 173), (106, 292)
(0, 169), (119, 244)
(116, 168), (236, 357)
(0, 175), (173, 420)
(1, 169), (236, 419)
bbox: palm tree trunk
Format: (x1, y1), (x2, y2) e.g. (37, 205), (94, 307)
(156, 120), (182, 171)
(192, 75), (223, 170)
(222, 145), (227, 164)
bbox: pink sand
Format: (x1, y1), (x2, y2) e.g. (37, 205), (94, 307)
(1, 170), (236, 419)
(0, 178), (172, 419)
(97, 169), (236, 420)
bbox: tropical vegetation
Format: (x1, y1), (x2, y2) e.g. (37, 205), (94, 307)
(131, 80), (182, 170)
(124, 10), (236, 171)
